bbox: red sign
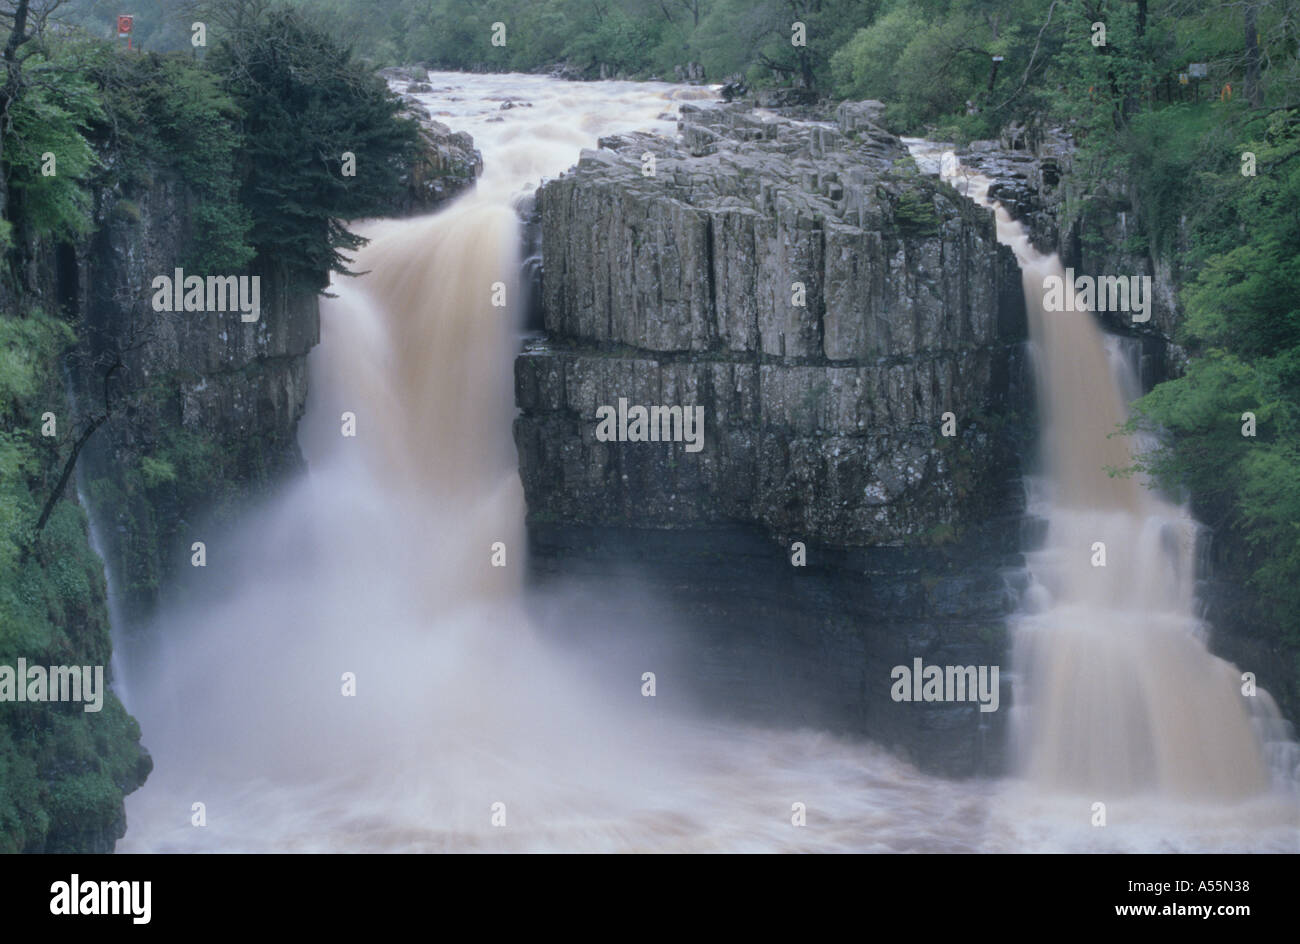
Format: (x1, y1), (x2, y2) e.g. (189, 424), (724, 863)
(117, 15), (133, 35)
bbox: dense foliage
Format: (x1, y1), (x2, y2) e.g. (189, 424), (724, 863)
(1124, 110), (1300, 695)
(15, 1), (418, 284)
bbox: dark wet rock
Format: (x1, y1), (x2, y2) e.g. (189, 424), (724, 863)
(380, 98), (483, 216)
(528, 518), (1022, 778)
(960, 123), (1185, 369)
(546, 62), (586, 82)
(720, 75), (749, 102)
(674, 62), (707, 83)
(757, 87), (821, 108)
(520, 100), (1027, 545)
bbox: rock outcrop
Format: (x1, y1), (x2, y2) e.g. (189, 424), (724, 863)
(59, 90), (480, 628)
(518, 102), (1027, 547)
(61, 173), (318, 627)
(957, 124), (1180, 381)
(384, 83), (483, 216)
(516, 101), (1032, 774)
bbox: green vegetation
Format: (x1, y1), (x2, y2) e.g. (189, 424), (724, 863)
(1122, 109), (1300, 700)
(0, 312), (148, 852)
(82, 45), (254, 271)
(10, 2), (418, 285)
(891, 187), (941, 236)
(3, 51), (100, 244)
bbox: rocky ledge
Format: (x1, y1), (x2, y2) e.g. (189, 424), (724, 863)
(956, 123), (1181, 380)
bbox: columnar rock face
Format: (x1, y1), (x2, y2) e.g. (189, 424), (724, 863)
(64, 173), (319, 624)
(517, 102), (1027, 547)
(516, 101), (1032, 775)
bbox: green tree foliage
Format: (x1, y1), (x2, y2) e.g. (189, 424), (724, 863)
(209, 6), (419, 288)
(558, 2), (663, 76)
(830, 5), (926, 117)
(81, 45), (254, 272)
(2, 50), (99, 243)
(291, 0), (884, 85)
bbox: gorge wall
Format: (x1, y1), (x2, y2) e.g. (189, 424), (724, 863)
(0, 160), (316, 854)
(957, 124), (1178, 385)
(0, 283), (151, 852)
(516, 101), (1032, 775)
(65, 173), (319, 628)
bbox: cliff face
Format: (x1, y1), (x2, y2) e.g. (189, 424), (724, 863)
(516, 101), (1031, 774)
(385, 74), (484, 217)
(58, 172), (318, 627)
(0, 167), (316, 850)
(64, 95), (479, 626)
(0, 298), (152, 853)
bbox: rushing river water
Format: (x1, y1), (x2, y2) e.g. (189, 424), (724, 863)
(116, 72), (1299, 853)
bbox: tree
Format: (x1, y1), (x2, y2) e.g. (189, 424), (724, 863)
(0, 0), (83, 265)
(208, 6), (419, 289)
(1244, 1), (1262, 106)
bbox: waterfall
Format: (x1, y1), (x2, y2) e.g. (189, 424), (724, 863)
(76, 462), (132, 709)
(106, 76), (1298, 852)
(911, 144), (1292, 799)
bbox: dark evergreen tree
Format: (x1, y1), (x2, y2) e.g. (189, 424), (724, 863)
(210, 6), (419, 289)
